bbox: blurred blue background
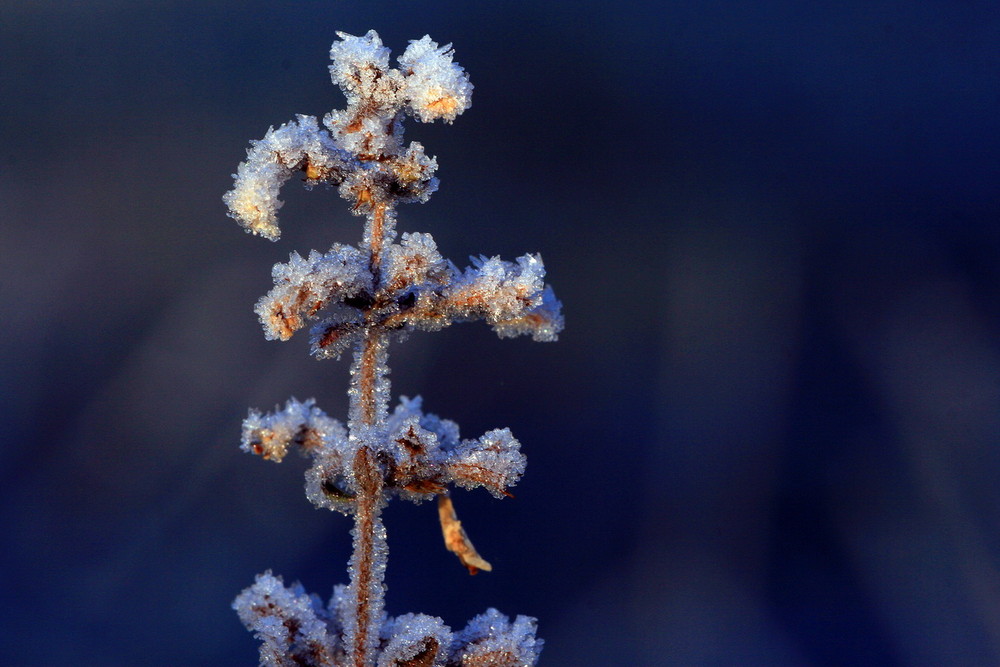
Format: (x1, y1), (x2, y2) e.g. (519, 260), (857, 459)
(3, 1), (1000, 664)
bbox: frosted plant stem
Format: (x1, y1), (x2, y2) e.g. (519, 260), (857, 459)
(349, 444), (384, 667)
(354, 202), (392, 428)
(229, 32), (555, 667)
(367, 203), (389, 281)
(356, 333), (385, 426)
(348, 202), (391, 667)
(347, 334), (388, 667)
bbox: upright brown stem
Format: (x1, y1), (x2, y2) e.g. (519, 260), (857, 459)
(348, 201), (392, 667)
(347, 334), (387, 667)
(368, 202), (388, 281)
(349, 445), (383, 667)
(355, 334), (382, 427)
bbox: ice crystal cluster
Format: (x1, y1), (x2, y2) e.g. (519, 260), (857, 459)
(226, 31), (561, 667)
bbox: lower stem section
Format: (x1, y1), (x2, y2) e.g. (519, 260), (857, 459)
(348, 446), (385, 667)
(347, 205), (394, 666)
(356, 334), (382, 426)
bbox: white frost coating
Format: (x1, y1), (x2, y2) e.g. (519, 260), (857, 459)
(308, 305), (364, 360)
(303, 428), (359, 514)
(325, 107), (405, 158)
(344, 510), (389, 666)
(224, 115), (350, 240)
(451, 609), (543, 667)
(256, 245), (370, 341)
(415, 411), (461, 451)
(240, 398), (360, 513)
(241, 398), (345, 463)
(325, 583), (351, 640)
(395, 253), (555, 339)
(381, 232), (450, 293)
(329, 30), (397, 107)
(387, 416), (441, 459)
(399, 36), (473, 124)
(493, 284), (564, 343)
(384, 416), (446, 503)
(396, 143), (439, 201)
(322, 31), (471, 161)
(500, 255), (544, 319)
(385, 395), (423, 427)
(381, 397), (526, 501)
(461, 254), (545, 321)
(386, 396), (461, 450)
(270, 245), (368, 287)
(346, 335), (392, 432)
(446, 428), (526, 498)
(377, 613), (452, 667)
(250, 236), (561, 363)
(358, 201), (398, 254)
(233, 572), (337, 667)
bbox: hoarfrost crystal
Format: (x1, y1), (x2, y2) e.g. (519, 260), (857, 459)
(225, 115), (352, 241)
(228, 30), (561, 667)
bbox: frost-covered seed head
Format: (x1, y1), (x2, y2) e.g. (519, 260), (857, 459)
(225, 31), (478, 240)
(399, 36), (473, 123)
(329, 30), (394, 103)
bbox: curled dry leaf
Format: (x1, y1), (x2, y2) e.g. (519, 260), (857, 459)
(438, 493), (492, 575)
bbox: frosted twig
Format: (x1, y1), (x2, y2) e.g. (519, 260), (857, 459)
(228, 31), (560, 666)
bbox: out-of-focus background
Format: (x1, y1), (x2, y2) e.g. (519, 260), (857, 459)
(3, 1), (1000, 664)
